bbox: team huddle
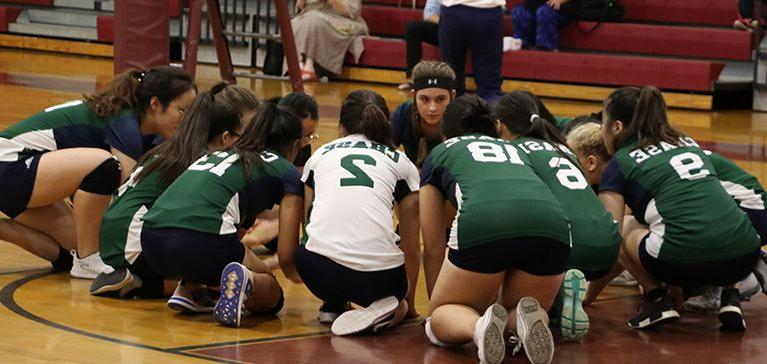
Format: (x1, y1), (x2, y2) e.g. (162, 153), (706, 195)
(0, 61), (765, 364)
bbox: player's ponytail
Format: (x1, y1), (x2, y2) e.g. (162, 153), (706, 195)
(136, 82), (259, 187)
(607, 86), (682, 150)
(339, 90), (394, 148)
(235, 98), (303, 180)
(83, 66), (195, 118)
(495, 91), (569, 149)
(442, 94), (498, 139)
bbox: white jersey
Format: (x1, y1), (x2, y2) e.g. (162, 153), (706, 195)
(301, 134), (420, 271)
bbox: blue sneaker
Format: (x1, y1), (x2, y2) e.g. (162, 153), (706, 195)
(561, 269), (589, 341)
(214, 262), (253, 327)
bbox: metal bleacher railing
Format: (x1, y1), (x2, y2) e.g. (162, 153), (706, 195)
(179, 0), (303, 92)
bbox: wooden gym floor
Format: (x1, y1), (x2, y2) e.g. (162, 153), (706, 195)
(1, 48), (766, 363)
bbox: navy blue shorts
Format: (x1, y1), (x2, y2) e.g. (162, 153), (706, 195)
(295, 244), (407, 307)
(639, 236), (761, 288)
(744, 208), (767, 246)
(0, 155), (40, 218)
(141, 226), (246, 286)
(448, 236), (571, 275)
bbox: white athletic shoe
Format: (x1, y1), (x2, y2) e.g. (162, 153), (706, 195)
(516, 297), (555, 364)
(70, 251), (114, 279)
(737, 273), (762, 301)
(684, 287), (721, 313)
(331, 296), (399, 336)
(474, 303), (507, 364)
(609, 270), (639, 287)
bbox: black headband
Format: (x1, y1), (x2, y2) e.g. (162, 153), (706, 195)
(413, 76), (453, 91)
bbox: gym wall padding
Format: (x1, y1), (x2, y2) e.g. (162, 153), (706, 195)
(113, 0), (169, 75)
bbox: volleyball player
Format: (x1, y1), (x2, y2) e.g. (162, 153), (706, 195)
(0, 67), (195, 279)
(495, 91), (621, 341)
(279, 90), (420, 335)
(422, 95), (570, 364)
(599, 86), (761, 332)
(140, 102), (304, 327)
(91, 83), (259, 305)
(391, 61), (456, 166)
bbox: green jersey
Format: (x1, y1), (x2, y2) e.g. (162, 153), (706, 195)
(0, 100), (158, 162)
(99, 157), (165, 269)
(512, 137), (621, 272)
(421, 134), (571, 250)
(600, 137), (759, 263)
(142, 149), (303, 235)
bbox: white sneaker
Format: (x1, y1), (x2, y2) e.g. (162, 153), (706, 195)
(70, 251), (114, 279)
(609, 270), (639, 287)
(474, 303), (507, 364)
(684, 286), (721, 313)
(516, 297), (555, 364)
(331, 296), (399, 336)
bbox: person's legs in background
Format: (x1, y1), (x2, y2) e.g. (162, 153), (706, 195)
(535, 5), (572, 51)
(439, 5), (470, 96)
(402, 20), (440, 89)
(512, 5), (535, 49)
(469, 7), (504, 102)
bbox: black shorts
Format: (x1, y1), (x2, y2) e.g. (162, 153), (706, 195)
(639, 236), (761, 288)
(125, 254), (166, 298)
(141, 226), (246, 286)
(448, 236), (570, 275)
(744, 208), (767, 246)
(581, 269), (610, 282)
(294, 244), (407, 307)
(0, 155), (40, 218)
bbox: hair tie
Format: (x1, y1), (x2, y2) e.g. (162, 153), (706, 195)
(135, 71), (147, 84)
(530, 114), (539, 123)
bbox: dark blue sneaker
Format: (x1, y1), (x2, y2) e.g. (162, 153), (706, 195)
(214, 262), (253, 328)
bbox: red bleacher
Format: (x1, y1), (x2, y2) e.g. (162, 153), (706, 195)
(0, 7), (22, 33)
(354, 0), (749, 93)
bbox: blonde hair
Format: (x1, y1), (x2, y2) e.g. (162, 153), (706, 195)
(566, 123), (610, 161)
(412, 60), (456, 81)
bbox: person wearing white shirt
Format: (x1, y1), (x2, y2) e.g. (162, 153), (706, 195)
(279, 90), (421, 336)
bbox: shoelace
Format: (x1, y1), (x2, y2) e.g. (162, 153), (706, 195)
(507, 335), (523, 356)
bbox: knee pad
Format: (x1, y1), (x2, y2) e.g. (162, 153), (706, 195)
(80, 157), (121, 195)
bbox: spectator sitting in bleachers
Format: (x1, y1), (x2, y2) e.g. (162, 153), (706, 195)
(734, 0), (766, 31)
(398, 0), (443, 91)
(292, 0), (368, 81)
(512, 0), (579, 51)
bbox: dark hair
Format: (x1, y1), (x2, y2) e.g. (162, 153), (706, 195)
(135, 83), (259, 186)
(561, 113), (601, 137)
(495, 91), (571, 158)
(83, 66), (195, 118)
(441, 94), (498, 139)
(234, 98), (303, 179)
(278, 93), (319, 120)
(339, 90), (394, 148)
(605, 86), (682, 150)
(520, 91), (557, 126)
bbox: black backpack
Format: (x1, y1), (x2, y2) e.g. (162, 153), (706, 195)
(576, 0), (624, 22)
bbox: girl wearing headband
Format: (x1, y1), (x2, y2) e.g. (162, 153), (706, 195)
(391, 61), (456, 167)
(0, 67), (196, 279)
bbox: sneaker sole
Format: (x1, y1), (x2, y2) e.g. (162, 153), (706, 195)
(476, 303), (507, 364)
(718, 306), (746, 332)
(168, 295), (215, 313)
(89, 270), (143, 297)
(70, 269), (99, 280)
(561, 269), (589, 341)
(331, 296), (399, 336)
(628, 309), (680, 330)
(517, 297), (554, 364)
(214, 263), (253, 327)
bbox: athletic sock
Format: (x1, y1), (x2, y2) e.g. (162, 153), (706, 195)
(51, 246), (73, 273)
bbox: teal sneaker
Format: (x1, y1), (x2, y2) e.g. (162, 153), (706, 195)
(561, 269), (589, 341)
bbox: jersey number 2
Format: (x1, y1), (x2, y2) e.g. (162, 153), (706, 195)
(340, 154), (376, 188)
